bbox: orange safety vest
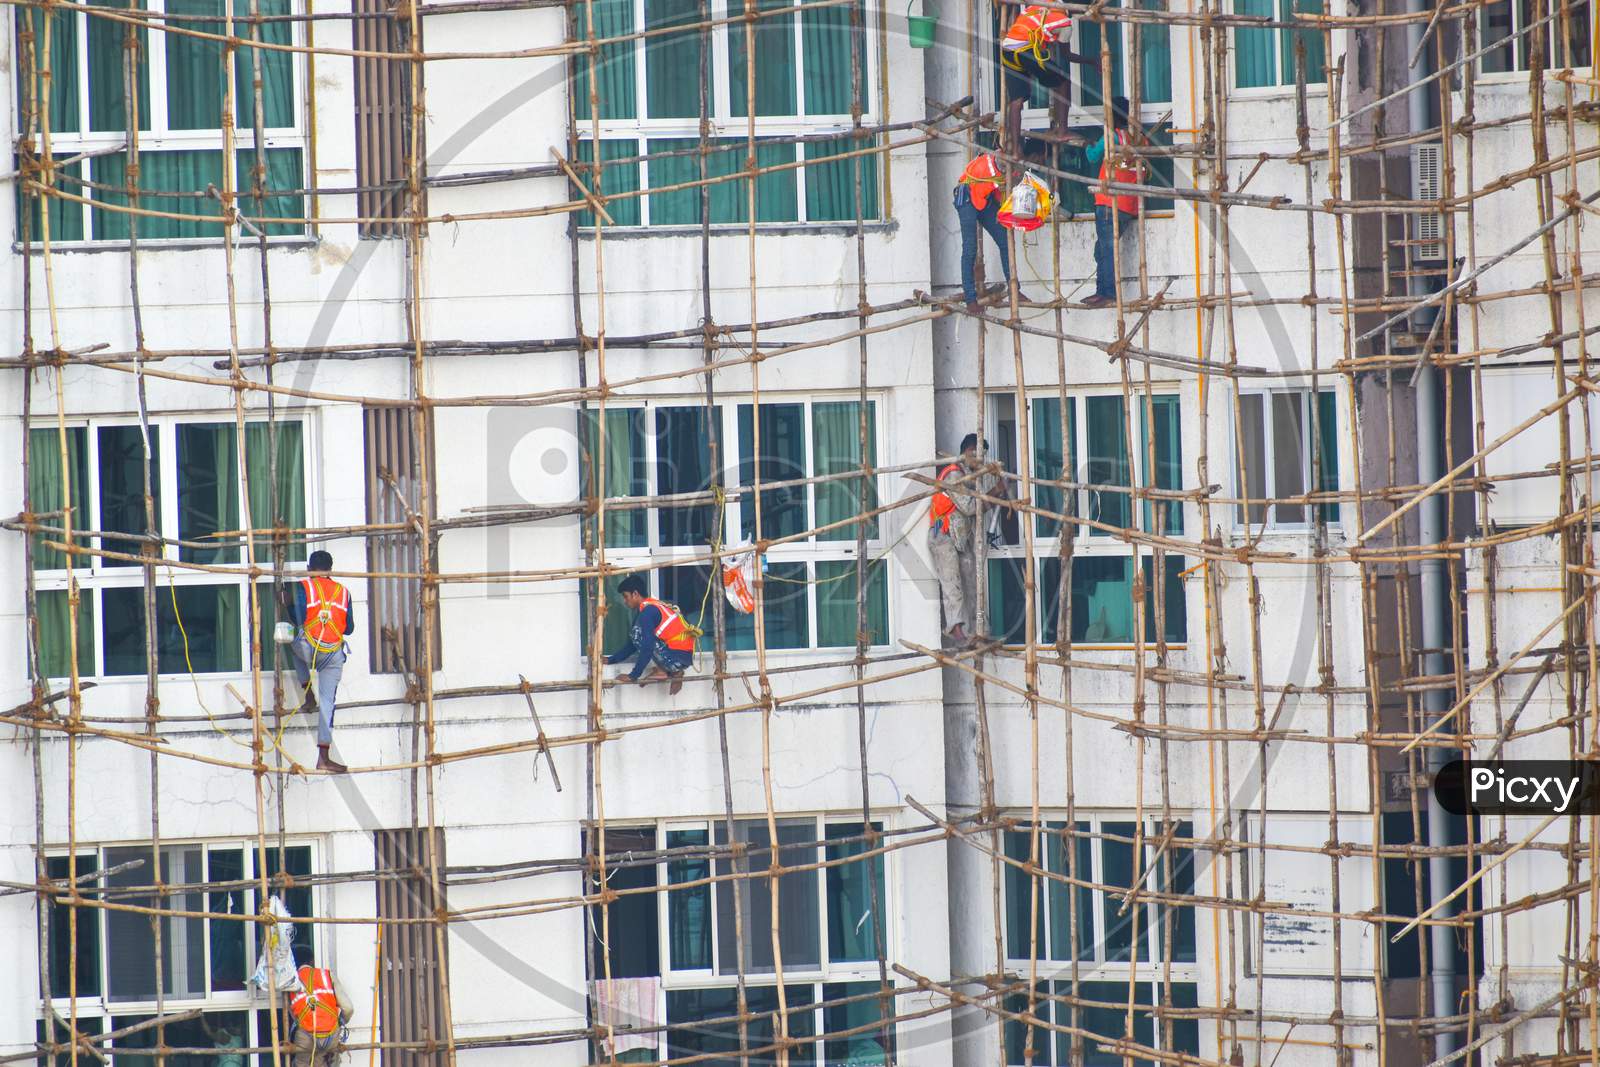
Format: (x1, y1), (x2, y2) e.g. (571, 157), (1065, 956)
(640, 597), (696, 653)
(300, 576), (350, 655)
(958, 154), (1002, 212)
(1094, 129), (1141, 215)
(928, 462), (964, 535)
(289, 965), (341, 1038)
(1002, 4), (1072, 62)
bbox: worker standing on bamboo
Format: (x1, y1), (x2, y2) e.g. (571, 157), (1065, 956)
(1080, 98), (1145, 308)
(289, 550), (355, 774)
(607, 575), (694, 694)
(286, 959), (354, 1067)
(999, 3), (1098, 149)
(928, 434), (1016, 647)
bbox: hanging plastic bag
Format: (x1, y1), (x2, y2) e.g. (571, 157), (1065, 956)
(998, 172), (1052, 231)
(721, 545), (757, 615)
(249, 895), (303, 996)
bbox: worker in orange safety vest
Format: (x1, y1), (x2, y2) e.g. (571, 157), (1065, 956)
(953, 154), (1020, 315)
(928, 433), (1018, 647)
(999, 3), (1099, 149)
(607, 574), (695, 695)
(1079, 97), (1147, 308)
(286, 960), (354, 1067)
(288, 550), (356, 773)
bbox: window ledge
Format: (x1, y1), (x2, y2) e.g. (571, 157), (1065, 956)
(14, 236), (318, 255)
(578, 220), (898, 238)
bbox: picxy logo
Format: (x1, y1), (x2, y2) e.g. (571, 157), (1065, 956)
(1436, 760), (1600, 815)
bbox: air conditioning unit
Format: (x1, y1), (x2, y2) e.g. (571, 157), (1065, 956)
(1412, 142), (1445, 262)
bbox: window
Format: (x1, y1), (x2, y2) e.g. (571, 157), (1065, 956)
(573, 0), (879, 226)
(577, 399), (888, 654)
(585, 819), (894, 1066)
(40, 842), (316, 1064)
(363, 407), (441, 674)
(984, 392), (1188, 647)
(1232, 0), (1326, 89)
(26, 419), (307, 681)
(352, 0), (420, 236)
(1000, 820), (1198, 1067)
(1481, 0), (1591, 72)
(1235, 388), (1339, 529)
(14, 0), (307, 243)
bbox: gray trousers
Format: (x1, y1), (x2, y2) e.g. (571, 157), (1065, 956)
(929, 528), (976, 633)
(290, 1026), (342, 1067)
(290, 637), (346, 745)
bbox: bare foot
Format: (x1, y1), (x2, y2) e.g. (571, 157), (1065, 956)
(669, 675), (684, 696)
(316, 748), (349, 774)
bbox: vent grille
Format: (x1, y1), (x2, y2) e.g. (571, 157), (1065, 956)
(1413, 142), (1445, 261)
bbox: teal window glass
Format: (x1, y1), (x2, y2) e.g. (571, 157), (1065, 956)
(666, 983), (816, 1066)
(16, 157), (85, 243)
(576, 140), (642, 227)
(1031, 397), (1075, 537)
(28, 426), (89, 570)
(661, 561), (808, 650)
(667, 828), (713, 971)
(812, 400), (878, 540)
(1313, 389), (1340, 523)
(646, 138), (798, 226)
(655, 406), (716, 546)
(166, 0), (227, 130)
(588, 827), (661, 978)
(1078, 980), (1153, 1066)
(738, 402), (808, 540)
(97, 424), (160, 567)
(1071, 554), (1133, 644)
(1138, 394), (1183, 534)
(731, 0), (798, 117)
(1279, 0), (1326, 86)
(987, 556), (1029, 644)
(34, 588), (95, 680)
(580, 408), (649, 548)
(15, 5), (81, 134)
(816, 558), (887, 647)
(824, 822), (884, 963)
(1003, 828), (1044, 959)
(574, 0), (638, 120)
(580, 573), (633, 660)
(45, 853), (101, 997)
(823, 981), (893, 1066)
(1101, 821), (1147, 962)
(1135, 0), (1172, 102)
(1085, 395), (1132, 532)
(713, 819), (820, 973)
(39, 1016), (104, 1067)
(109, 1012), (248, 1067)
(1142, 554), (1187, 644)
(236, 147), (306, 237)
(1002, 982), (1054, 1067)
(236, 0), (295, 128)
(1233, 0), (1276, 87)
(1078, 10), (1126, 110)
(644, 0), (704, 118)
(207, 847), (247, 993)
(92, 149), (304, 240)
(87, 0), (151, 133)
(802, 0), (866, 115)
(804, 137), (878, 222)
(1155, 820), (1196, 964)
(102, 583), (243, 675)
(1046, 822), (1095, 961)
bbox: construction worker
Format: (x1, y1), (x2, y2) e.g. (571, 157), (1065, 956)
(1081, 98), (1145, 308)
(289, 550), (354, 774)
(607, 575), (694, 694)
(955, 154), (1019, 315)
(999, 3), (1098, 149)
(928, 434), (1017, 647)
(286, 959), (354, 1067)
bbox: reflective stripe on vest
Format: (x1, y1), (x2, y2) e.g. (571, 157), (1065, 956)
(958, 154), (1002, 211)
(290, 965), (341, 1038)
(641, 598), (695, 653)
(928, 462), (964, 534)
(1095, 129), (1141, 215)
(301, 576), (350, 655)
(1002, 5), (1071, 58)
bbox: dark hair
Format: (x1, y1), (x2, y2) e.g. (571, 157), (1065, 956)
(1111, 97), (1131, 130)
(959, 433), (988, 454)
(308, 550), (333, 572)
(618, 575), (647, 598)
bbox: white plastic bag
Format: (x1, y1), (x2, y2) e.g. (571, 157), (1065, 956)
(721, 544), (756, 615)
(249, 894), (303, 996)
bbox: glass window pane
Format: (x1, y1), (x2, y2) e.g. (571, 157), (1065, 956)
(156, 583), (244, 674)
(645, 137), (701, 225)
(1135, 0), (1172, 102)
(824, 822), (884, 964)
(667, 828), (712, 971)
(1100, 822), (1147, 962)
(1085, 396), (1131, 533)
(714, 818), (820, 974)
(704, 139), (797, 224)
(254, 845), (314, 966)
(16, 6), (81, 134)
(1168, 983), (1200, 1058)
(1071, 555), (1134, 644)
(730, 0), (797, 117)
(1032, 397), (1075, 538)
(823, 981), (892, 1066)
(988, 557), (1028, 644)
(1078, 3), (1126, 110)
(105, 844), (206, 1001)
(1003, 829), (1042, 959)
(92, 149), (227, 240)
(209, 847), (248, 993)
(1139, 395), (1182, 535)
(45, 853), (101, 998)
(1482, 0), (1515, 71)
(34, 588), (95, 679)
(30, 427), (90, 571)
(738, 403), (808, 541)
(656, 406), (717, 546)
(97, 424), (161, 567)
(590, 827), (661, 978)
(1141, 554), (1187, 644)
(1237, 393), (1267, 526)
(1271, 392), (1307, 524)
(666, 984), (816, 1066)
(577, 139), (642, 227)
(575, 0), (638, 120)
(1056, 131), (1100, 218)
(582, 573), (635, 661)
(179, 423), (240, 564)
(1002, 983), (1053, 1067)
(816, 558), (887, 648)
(1280, 0), (1326, 85)
(166, 0), (226, 129)
(16, 157), (86, 244)
(1313, 389), (1340, 523)
(1046, 822), (1094, 961)
(1078, 980), (1154, 1067)
(755, 561), (810, 649)
(804, 137), (878, 222)
(244, 419), (307, 562)
(1233, 0), (1276, 87)
(813, 401), (878, 542)
(102, 586), (147, 676)
(802, 0), (866, 115)
(662, 563), (729, 649)
(1040, 555), (1064, 645)
(38, 1016), (103, 1067)
(235, 146), (306, 238)
(1154, 821), (1196, 964)
(235, 0), (295, 128)
(581, 408), (649, 549)
(644, 0), (704, 118)
(110, 1011), (249, 1067)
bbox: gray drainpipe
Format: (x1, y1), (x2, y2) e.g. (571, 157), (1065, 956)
(1403, 1), (1459, 1059)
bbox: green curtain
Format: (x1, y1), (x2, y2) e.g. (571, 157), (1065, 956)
(1071, 555), (1133, 643)
(812, 400), (877, 541)
(1233, 0), (1275, 88)
(1139, 394), (1183, 535)
(1085, 395), (1131, 533)
(245, 419), (307, 561)
(97, 424), (160, 568)
(666, 829), (713, 970)
(177, 423), (240, 564)
(823, 981), (892, 1066)
(824, 823), (884, 963)
(579, 408), (647, 548)
(1032, 397), (1074, 538)
(574, 0), (638, 120)
(644, 0), (703, 118)
(166, 0), (225, 129)
(1314, 389), (1339, 523)
(1280, 0), (1326, 86)
(29, 427), (88, 570)
(17, 158), (85, 243)
(986, 557), (1028, 644)
(88, 0), (151, 132)
(738, 402), (807, 540)
(803, 136), (878, 222)
(157, 584), (242, 674)
(16, 6), (80, 134)
(646, 137), (700, 225)
(1045, 822), (1094, 961)
(580, 574), (632, 658)
(1079, 7), (1125, 110)
(237, 147), (306, 236)
(234, 0), (294, 128)
(730, 0), (797, 117)
(711, 140), (796, 224)
(576, 139), (642, 227)
(802, 0), (865, 114)
(35, 588), (95, 680)
(92, 149), (224, 239)
(1136, 0), (1172, 102)
(816, 558), (886, 646)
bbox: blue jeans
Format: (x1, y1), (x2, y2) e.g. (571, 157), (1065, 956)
(956, 185), (1011, 304)
(1094, 205), (1133, 298)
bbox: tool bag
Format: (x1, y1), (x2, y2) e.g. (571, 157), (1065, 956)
(998, 172), (1052, 231)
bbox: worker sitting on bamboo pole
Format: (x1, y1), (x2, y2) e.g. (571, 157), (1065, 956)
(1078, 97), (1146, 308)
(607, 575), (694, 694)
(289, 550), (355, 774)
(929, 434), (1017, 648)
(286, 960), (354, 1067)
(999, 3), (1099, 150)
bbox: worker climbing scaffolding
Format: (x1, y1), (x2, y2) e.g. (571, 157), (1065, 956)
(284, 550), (356, 773)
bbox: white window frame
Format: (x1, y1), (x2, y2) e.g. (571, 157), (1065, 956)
(1232, 386), (1341, 534)
(28, 413), (318, 681)
(1226, 0), (1330, 96)
(40, 837), (322, 1016)
(585, 394), (891, 651)
(13, 0), (309, 245)
(577, 0), (880, 227)
(1475, 0), (1594, 77)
